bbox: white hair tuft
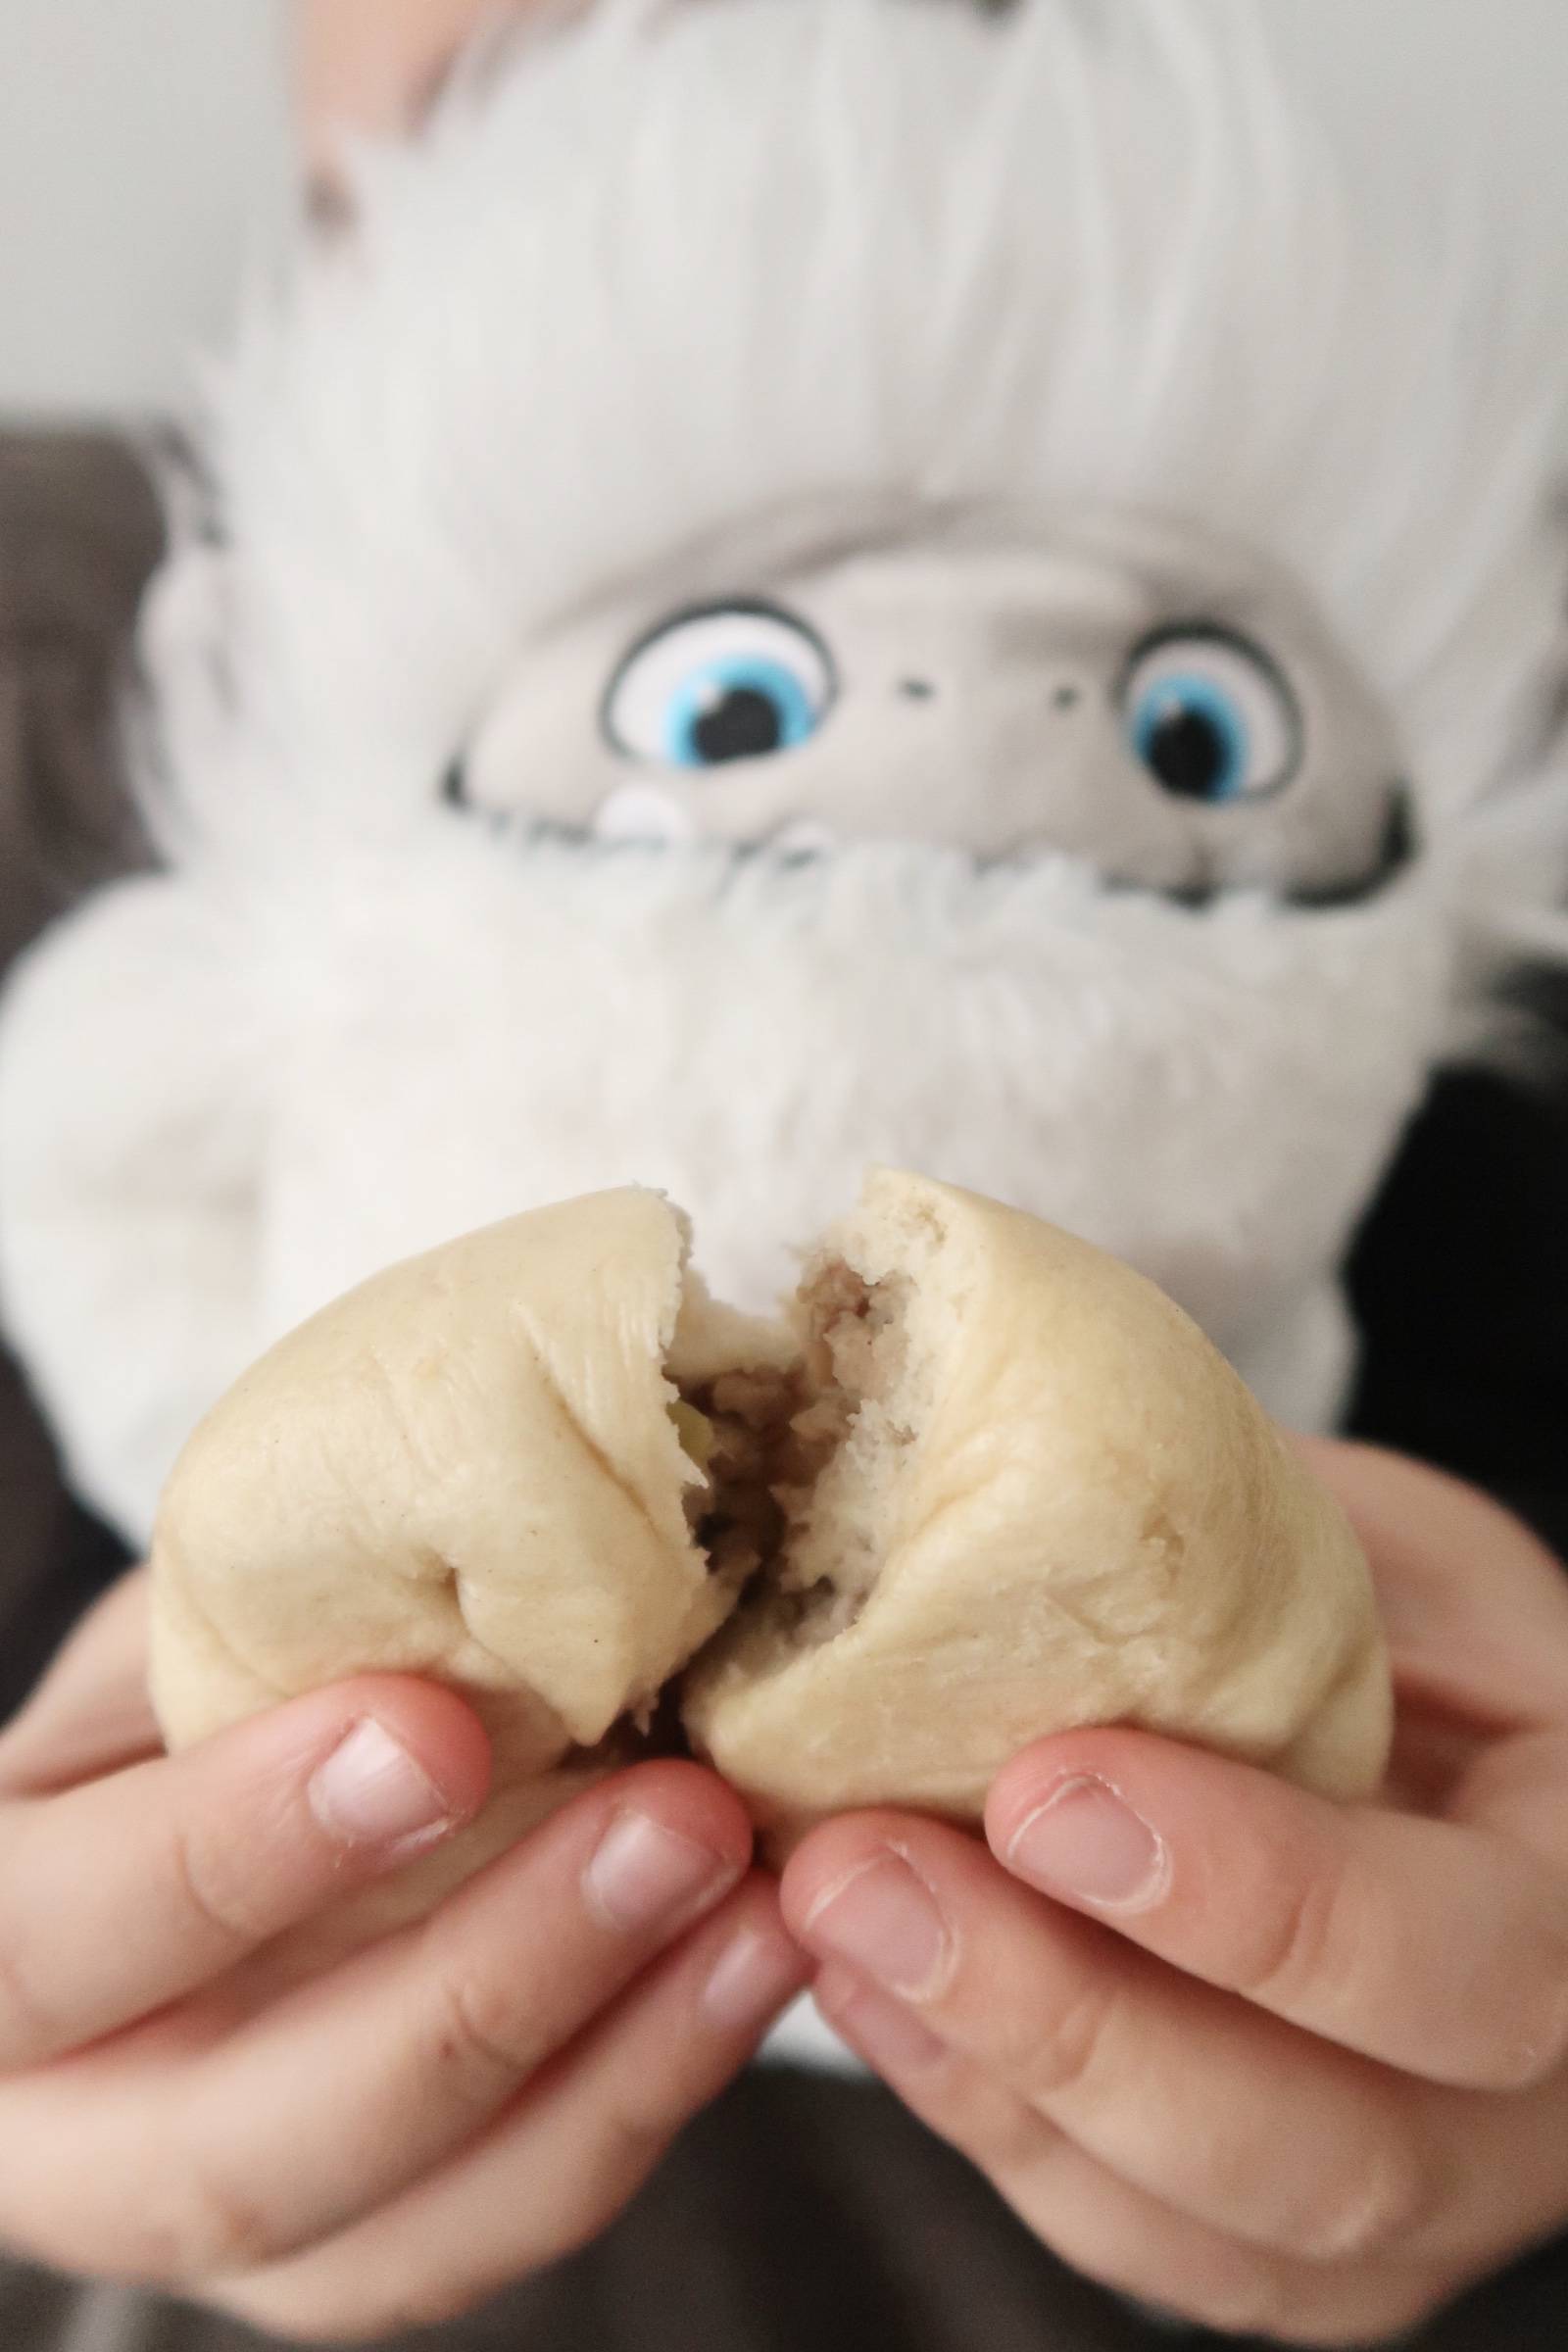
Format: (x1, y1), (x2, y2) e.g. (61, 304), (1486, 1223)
(148, 0), (1568, 940)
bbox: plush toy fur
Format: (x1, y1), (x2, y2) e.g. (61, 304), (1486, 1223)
(1, 0), (1566, 1561)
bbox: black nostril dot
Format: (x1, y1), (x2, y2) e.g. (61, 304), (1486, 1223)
(899, 678), (937, 701)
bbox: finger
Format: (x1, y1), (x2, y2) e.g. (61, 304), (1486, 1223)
(782, 1815), (1437, 2268)
(1292, 1438), (1568, 1725)
(816, 1968), (1457, 2351)
(1406, 2066), (1568, 2271)
(0, 1677), (491, 2070)
(222, 1878), (808, 2341)
(1, 1764), (755, 2282)
(984, 1729), (1568, 2092)
(0, 1569), (161, 1795)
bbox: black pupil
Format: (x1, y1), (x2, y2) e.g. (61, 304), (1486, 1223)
(1147, 696), (1231, 800)
(692, 686), (784, 764)
(1147, 707), (1231, 802)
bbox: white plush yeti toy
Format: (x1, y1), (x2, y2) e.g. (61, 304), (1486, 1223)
(1, 0), (1566, 1553)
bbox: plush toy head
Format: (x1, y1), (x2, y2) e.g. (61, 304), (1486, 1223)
(459, 497), (1409, 906)
(1, 0), (1565, 1544)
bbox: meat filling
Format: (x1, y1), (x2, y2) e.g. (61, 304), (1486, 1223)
(674, 1260), (903, 1627)
(676, 1365), (804, 1585)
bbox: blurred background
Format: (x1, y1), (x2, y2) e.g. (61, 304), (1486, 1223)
(2, 0), (1568, 420)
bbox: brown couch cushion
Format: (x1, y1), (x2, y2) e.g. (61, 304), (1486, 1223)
(0, 430), (161, 964)
(0, 430), (158, 1718)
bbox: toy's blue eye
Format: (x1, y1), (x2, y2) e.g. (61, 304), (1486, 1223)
(604, 603), (836, 769)
(1122, 628), (1301, 805)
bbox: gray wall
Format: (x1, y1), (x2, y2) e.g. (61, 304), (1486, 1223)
(0, 0), (292, 417)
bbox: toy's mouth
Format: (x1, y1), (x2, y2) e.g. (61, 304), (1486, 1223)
(1289, 786), (1418, 908)
(1128, 785), (1419, 914)
(444, 774), (1419, 915)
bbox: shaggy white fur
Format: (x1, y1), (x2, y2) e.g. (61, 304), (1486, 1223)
(1, 0), (1565, 1580)
(149, 0), (1568, 850)
(0, 832), (1453, 1539)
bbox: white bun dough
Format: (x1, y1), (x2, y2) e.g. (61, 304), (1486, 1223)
(151, 1173), (1391, 1896)
(150, 1187), (788, 1925)
(683, 1172), (1391, 1833)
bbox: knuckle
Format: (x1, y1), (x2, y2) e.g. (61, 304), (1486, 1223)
(1010, 1970), (1124, 2107)
(169, 1816), (279, 1953)
(423, 1962), (550, 2106)
(1233, 1856), (1344, 2015)
(1293, 2122), (1433, 2266)
(140, 2163), (285, 2283)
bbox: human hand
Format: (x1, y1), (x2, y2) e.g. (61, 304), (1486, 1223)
(781, 1442), (1568, 2344)
(0, 1570), (806, 2338)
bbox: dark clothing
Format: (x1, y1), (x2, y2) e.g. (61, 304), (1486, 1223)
(0, 428), (1564, 2352)
(0, 432), (155, 1721)
(1347, 1044), (1568, 1561)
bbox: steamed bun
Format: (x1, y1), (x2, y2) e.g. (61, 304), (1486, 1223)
(151, 1173), (1390, 1887)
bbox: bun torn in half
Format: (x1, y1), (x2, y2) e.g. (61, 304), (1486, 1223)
(152, 1172), (1391, 1899)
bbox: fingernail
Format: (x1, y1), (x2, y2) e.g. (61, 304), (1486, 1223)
(584, 1809), (737, 1935)
(701, 1925), (810, 2033)
(819, 1971), (948, 2073)
(803, 1850), (953, 2000)
(1005, 1775), (1170, 1912)
(309, 1719), (453, 1851)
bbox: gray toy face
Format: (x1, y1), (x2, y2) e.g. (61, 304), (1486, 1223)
(455, 500), (1412, 906)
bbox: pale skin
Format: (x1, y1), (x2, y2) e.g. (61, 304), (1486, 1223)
(785, 1444), (1568, 2345)
(1, 1445), (1565, 2339)
(0, 1573), (809, 2337)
